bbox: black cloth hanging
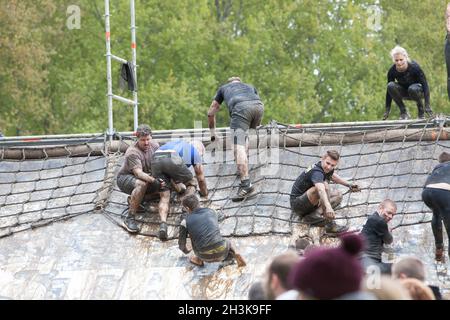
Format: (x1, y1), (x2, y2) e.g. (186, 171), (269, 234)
(119, 61), (137, 92)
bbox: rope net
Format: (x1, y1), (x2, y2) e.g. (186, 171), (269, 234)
(1, 120), (449, 244)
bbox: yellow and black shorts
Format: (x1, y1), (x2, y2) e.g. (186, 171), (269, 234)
(195, 240), (230, 262)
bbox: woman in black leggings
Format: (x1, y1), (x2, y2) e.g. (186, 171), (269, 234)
(422, 152), (450, 262)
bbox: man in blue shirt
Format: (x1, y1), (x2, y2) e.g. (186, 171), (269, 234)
(151, 139), (207, 240)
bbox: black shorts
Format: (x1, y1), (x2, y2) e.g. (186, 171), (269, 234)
(290, 193), (318, 217)
(151, 150), (197, 187)
(230, 103), (264, 146)
(194, 240), (230, 262)
(117, 174), (161, 195)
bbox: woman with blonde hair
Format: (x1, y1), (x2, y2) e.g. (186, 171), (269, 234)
(383, 45), (433, 120)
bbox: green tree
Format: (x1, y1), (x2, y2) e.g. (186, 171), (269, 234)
(1, 0), (450, 135)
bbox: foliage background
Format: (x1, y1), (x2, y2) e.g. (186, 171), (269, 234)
(0, 0), (449, 135)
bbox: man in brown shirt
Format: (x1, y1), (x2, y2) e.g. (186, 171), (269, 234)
(117, 124), (163, 233)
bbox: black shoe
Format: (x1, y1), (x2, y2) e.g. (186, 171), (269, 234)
(159, 222), (168, 241)
(324, 221), (348, 235)
(231, 184), (256, 202)
(301, 211), (327, 227)
(399, 113), (410, 120)
(124, 215), (140, 233)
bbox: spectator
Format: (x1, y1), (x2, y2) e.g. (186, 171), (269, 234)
(392, 256), (442, 300)
(363, 275), (411, 300)
(289, 233), (375, 300)
(264, 251), (299, 300)
(400, 278), (435, 300)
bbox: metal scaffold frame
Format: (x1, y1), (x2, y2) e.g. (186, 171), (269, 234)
(104, 0), (138, 137)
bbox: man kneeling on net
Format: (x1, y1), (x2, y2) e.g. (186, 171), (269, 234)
(178, 194), (246, 267)
(290, 149), (361, 234)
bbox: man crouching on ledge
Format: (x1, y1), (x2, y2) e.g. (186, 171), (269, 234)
(178, 194), (246, 267)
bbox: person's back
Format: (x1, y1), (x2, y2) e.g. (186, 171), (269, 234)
(215, 82), (261, 114)
(424, 161), (450, 185)
(159, 140), (202, 167)
(179, 194), (246, 267)
(186, 207), (223, 251)
(208, 77), (264, 202)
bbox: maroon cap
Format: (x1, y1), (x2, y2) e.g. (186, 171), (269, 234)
(289, 232), (365, 300)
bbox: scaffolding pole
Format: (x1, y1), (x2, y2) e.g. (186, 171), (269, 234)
(130, 0), (138, 132)
(104, 0), (113, 137)
(104, 0), (139, 138)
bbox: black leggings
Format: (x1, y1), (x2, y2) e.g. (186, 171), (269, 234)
(445, 36), (450, 100)
(422, 188), (450, 252)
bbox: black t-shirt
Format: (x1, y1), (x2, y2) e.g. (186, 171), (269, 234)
(290, 161), (334, 201)
(214, 82), (261, 114)
(361, 212), (393, 261)
(385, 61), (430, 109)
(424, 162), (450, 186)
(181, 208), (224, 252)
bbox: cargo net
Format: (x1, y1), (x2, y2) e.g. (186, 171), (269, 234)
(1, 120), (449, 243)
(0, 135), (111, 238)
(102, 119), (450, 244)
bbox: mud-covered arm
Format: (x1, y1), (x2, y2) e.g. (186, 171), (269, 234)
(178, 218), (190, 254)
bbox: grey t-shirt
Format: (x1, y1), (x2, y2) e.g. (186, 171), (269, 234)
(118, 140), (160, 175)
(180, 207), (224, 252)
(214, 82), (261, 114)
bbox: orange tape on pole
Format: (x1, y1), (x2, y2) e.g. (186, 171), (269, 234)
(131, 42), (136, 49)
(106, 32), (110, 40)
(22, 138), (41, 142)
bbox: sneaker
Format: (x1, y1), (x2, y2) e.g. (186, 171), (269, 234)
(301, 211), (327, 227)
(159, 222), (168, 241)
(295, 237), (311, 251)
(231, 184), (256, 202)
(435, 247), (445, 262)
(324, 221), (348, 235)
(399, 113), (410, 120)
(123, 214), (140, 233)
